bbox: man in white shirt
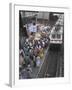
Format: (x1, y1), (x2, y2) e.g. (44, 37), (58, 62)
(29, 22), (37, 35)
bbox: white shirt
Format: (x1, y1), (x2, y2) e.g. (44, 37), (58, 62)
(29, 24), (37, 32)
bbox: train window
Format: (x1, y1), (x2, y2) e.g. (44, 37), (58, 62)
(52, 34), (55, 38)
(57, 34), (61, 39)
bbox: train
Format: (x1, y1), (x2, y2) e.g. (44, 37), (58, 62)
(49, 14), (64, 47)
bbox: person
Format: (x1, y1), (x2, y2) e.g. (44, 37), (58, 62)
(28, 22), (37, 35)
(32, 22), (37, 32)
(19, 49), (25, 66)
(22, 25), (28, 37)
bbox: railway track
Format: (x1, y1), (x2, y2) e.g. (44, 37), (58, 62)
(44, 44), (64, 77)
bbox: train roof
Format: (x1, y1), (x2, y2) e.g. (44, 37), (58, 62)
(50, 25), (63, 34)
(50, 14), (64, 34)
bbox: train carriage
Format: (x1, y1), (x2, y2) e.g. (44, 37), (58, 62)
(49, 14), (64, 49)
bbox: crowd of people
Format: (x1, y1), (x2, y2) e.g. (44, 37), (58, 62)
(19, 21), (51, 79)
